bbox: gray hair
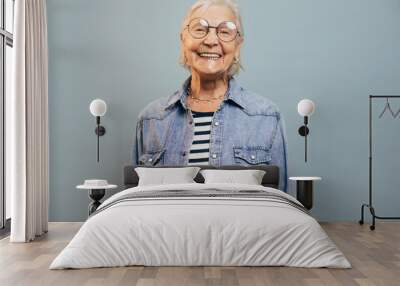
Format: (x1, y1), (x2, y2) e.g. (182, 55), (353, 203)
(179, 0), (244, 77)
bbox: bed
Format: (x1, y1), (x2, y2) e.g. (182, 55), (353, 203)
(50, 165), (350, 269)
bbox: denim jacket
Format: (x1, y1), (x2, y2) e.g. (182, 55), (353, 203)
(132, 77), (288, 192)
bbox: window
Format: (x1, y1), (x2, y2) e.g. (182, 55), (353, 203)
(0, 0), (14, 232)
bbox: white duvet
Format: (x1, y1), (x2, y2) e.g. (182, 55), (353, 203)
(50, 183), (351, 269)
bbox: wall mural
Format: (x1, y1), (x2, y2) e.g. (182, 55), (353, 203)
(132, 1), (288, 192)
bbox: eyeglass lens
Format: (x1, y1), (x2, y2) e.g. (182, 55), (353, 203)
(188, 18), (238, 42)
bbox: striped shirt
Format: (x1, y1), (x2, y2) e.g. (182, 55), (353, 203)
(188, 111), (214, 165)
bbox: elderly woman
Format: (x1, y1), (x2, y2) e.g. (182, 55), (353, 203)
(132, 0), (288, 192)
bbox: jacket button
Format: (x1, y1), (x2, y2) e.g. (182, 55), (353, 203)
(214, 122), (219, 126)
(212, 154), (217, 159)
(189, 121), (193, 125)
(182, 152), (186, 156)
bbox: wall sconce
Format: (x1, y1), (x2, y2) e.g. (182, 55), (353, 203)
(89, 99), (107, 162)
(297, 99), (315, 162)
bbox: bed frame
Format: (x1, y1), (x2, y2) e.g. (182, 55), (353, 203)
(123, 165), (279, 189)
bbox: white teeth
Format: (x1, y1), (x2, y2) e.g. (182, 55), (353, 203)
(198, 53), (221, 60)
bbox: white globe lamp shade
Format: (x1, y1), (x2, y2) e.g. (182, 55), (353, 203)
(90, 99), (107, 117)
(297, 99), (315, 117)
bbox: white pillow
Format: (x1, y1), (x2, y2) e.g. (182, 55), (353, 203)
(200, 169), (266, 185)
(135, 167), (200, 186)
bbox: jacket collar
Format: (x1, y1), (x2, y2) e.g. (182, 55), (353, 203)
(165, 76), (246, 111)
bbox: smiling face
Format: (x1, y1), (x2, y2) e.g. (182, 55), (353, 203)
(181, 5), (243, 80)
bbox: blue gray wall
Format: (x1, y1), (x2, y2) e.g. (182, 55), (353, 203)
(47, 0), (400, 222)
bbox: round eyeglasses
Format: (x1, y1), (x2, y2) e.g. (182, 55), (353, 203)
(186, 18), (241, 42)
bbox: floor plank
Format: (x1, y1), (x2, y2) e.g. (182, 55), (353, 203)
(0, 222), (399, 286)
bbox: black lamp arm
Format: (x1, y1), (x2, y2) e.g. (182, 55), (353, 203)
(94, 116), (106, 162)
(297, 116), (310, 162)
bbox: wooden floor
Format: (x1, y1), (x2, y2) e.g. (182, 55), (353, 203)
(0, 222), (399, 286)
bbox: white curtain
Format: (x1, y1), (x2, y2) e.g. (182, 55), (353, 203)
(7, 0), (49, 242)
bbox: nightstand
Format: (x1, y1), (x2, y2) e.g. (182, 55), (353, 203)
(289, 177), (321, 210)
(77, 180), (117, 215)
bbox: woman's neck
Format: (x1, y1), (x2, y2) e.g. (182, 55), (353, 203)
(189, 72), (229, 99)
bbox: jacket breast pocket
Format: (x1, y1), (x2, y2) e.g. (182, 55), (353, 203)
(139, 150), (165, 166)
(233, 146), (272, 165)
